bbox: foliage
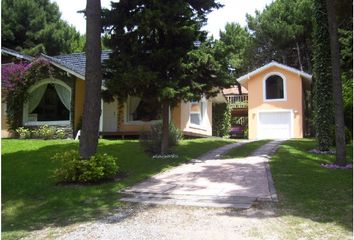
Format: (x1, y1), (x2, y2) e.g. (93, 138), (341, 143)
(16, 127), (31, 139)
(38, 125), (56, 140)
(2, 59), (56, 130)
(15, 126), (68, 140)
(103, 0), (229, 153)
(246, 0), (314, 72)
(140, 122), (183, 155)
(212, 103), (231, 137)
(53, 150), (119, 183)
(1, 0), (82, 55)
(244, 127), (249, 139)
(312, 0), (334, 151)
(214, 23), (253, 77)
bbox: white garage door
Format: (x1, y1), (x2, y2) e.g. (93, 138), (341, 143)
(258, 111), (292, 139)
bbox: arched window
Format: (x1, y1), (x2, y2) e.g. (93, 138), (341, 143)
(265, 75), (285, 100)
(23, 79), (71, 125)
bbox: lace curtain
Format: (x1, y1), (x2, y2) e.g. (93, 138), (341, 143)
(28, 84), (47, 113)
(54, 84), (71, 110)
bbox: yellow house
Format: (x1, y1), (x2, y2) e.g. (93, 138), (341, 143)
(237, 61), (312, 140)
(1, 48), (225, 138)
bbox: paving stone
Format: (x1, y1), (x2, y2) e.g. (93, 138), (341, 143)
(121, 140), (283, 208)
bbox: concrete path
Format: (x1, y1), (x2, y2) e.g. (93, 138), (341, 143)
(121, 140), (283, 208)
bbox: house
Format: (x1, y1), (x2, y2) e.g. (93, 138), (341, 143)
(234, 61), (312, 140)
(1, 48), (226, 138)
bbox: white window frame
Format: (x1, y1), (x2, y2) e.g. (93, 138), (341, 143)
(263, 72), (287, 102)
(23, 78), (71, 126)
(189, 97), (207, 129)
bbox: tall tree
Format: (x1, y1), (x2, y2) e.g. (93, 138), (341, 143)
(246, 0), (313, 72)
(1, 0), (82, 56)
(312, 0), (333, 151)
(325, 0), (346, 164)
(79, 0), (102, 159)
(103, 0), (229, 153)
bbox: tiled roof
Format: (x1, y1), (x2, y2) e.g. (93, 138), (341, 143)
(223, 86), (248, 95)
(1, 47), (34, 61)
(40, 50), (111, 79)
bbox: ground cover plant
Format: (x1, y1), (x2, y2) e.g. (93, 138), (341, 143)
(270, 139), (353, 238)
(1, 138), (235, 240)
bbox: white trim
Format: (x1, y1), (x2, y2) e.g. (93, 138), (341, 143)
(256, 109), (294, 140)
(99, 99), (103, 131)
(39, 55), (85, 80)
(262, 72), (287, 102)
(23, 78), (72, 125)
(237, 61), (312, 86)
(188, 97), (207, 129)
(24, 120), (70, 126)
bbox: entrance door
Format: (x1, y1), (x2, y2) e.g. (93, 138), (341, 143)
(258, 111), (292, 139)
(102, 100), (118, 132)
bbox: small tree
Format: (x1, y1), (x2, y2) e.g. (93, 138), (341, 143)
(103, 0), (231, 154)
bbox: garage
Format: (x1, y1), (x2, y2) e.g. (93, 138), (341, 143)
(257, 111), (293, 139)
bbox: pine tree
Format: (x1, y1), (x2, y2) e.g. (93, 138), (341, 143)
(103, 0), (230, 153)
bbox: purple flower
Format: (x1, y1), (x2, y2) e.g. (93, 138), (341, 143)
(1, 63), (29, 90)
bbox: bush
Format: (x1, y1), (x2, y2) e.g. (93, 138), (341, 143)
(140, 122), (183, 155)
(53, 150), (119, 183)
(56, 129), (66, 139)
(38, 125), (56, 139)
(212, 103), (231, 137)
(16, 127), (31, 139)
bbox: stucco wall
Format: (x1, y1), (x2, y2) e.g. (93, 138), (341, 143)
(74, 78), (85, 130)
(1, 101), (11, 138)
(246, 66), (303, 139)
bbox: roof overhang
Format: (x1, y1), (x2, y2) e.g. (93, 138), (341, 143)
(237, 61), (312, 87)
(1, 47), (34, 61)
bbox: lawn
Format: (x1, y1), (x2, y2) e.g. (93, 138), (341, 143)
(222, 140), (271, 158)
(1, 138), (235, 240)
(270, 139), (353, 238)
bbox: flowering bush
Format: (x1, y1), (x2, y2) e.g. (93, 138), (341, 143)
(1, 59), (56, 130)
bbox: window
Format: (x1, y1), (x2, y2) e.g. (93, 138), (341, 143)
(265, 75), (285, 100)
(24, 80), (71, 125)
(190, 100), (205, 126)
(30, 85), (70, 121)
(126, 96), (161, 122)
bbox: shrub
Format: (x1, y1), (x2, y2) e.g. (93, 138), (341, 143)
(16, 127), (31, 139)
(56, 129), (66, 139)
(212, 103), (231, 137)
(38, 125), (56, 139)
(140, 122), (183, 154)
(53, 150), (119, 183)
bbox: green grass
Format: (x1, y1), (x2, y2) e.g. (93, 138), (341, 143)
(1, 138), (235, 240)
(222, 140), (270, 158)
(271, 139), (353, 233)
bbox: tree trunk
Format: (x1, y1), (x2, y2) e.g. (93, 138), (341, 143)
(161, 100), (170, 154)
(79, 0), (102, 159)
(326, 0), (346, 165)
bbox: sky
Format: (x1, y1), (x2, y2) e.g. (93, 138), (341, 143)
(52, 0), (273, 38)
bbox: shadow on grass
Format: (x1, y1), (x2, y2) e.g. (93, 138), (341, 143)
(1, 138), (233, 238)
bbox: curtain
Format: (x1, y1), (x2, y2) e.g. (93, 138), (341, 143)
(28, 84), (48, 113)
(54, 84), (71, 110)
(128, 96), (141, 121)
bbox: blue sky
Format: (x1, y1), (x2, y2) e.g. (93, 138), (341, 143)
(52, 0), (273, 38)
